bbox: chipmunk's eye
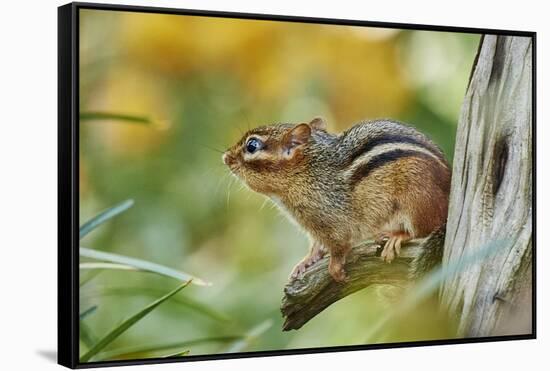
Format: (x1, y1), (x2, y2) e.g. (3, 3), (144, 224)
(245, 138), (263, 154)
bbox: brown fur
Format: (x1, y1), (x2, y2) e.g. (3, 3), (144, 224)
(223, 118), (451, 282)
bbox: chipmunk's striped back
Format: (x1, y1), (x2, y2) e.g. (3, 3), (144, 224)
(338, 120), (450, 187)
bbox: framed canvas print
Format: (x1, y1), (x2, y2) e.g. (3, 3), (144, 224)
(58, 2), (536, 368)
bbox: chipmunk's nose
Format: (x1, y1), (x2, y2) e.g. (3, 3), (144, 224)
(222, 151), (232, 165)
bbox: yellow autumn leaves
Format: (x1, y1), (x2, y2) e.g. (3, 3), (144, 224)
(80, 10), (414, 156)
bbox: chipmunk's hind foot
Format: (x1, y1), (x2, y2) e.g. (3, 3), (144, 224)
(377, 231), (411, 263)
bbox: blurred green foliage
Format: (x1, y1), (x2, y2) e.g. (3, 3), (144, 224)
(78, 9), (480, 362)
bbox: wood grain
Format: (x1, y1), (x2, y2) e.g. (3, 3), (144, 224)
(440, 35), (533, 337)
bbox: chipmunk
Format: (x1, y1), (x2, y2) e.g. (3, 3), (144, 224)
(223, 117), (450, 282)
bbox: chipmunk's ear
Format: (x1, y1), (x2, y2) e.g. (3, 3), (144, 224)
(309, 117), (327, 131)
(282, 123), (311, 156)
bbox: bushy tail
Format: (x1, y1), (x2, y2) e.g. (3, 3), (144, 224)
(409, 223), (446, 279)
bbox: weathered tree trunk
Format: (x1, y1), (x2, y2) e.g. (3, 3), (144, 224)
(280, 35), (533, 337)
(440, 35), (533, 337)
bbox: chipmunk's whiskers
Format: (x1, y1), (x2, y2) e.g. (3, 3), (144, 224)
(259, 198), (270, 211)
(239, 109), (252, 132)
(226, 175), (238, 208)
(214, 171), (231, 198)
(238, 182), (247, 193)
(197, 142), (225, 154)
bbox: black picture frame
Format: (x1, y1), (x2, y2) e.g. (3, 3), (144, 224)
(58, 2), (536, 369)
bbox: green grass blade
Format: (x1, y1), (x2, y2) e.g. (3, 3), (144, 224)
(224, 319), (273, 353)
(80, 200), (134, 239)
(81, 286), (228, 322)
(79, 281), (191, 363)
(80, 247), (210, 287)
(80, 270), (102, 287)
(96, 336), (242, 360)
(80, 305), (98, 320)
(162, 350), (190, 358)
(80, 321), (98, 350)
(80, 262), (139, 272)
(80, 112), (152, 125)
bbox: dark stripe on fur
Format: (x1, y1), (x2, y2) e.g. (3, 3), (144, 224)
(349, 149), (441, 186)
(348, 134), (445, 165)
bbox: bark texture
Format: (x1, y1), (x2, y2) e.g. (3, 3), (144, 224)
(281, 237), (440, 331)
(440, 35), (533, 337)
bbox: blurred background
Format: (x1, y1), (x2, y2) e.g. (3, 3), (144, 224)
(79, 9), (480, 362)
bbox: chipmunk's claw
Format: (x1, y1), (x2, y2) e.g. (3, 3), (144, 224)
(329, 268), (347, 283)
(290, 262), (308, 279)
(379, 232), (410, 263)
(381, 237), (398, 263)
(290, 252), (324, 279)
(328, 258), (347, 283)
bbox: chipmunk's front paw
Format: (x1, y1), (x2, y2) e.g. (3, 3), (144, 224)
(290, 252), (323, 279)
(290, 261), (308, 279)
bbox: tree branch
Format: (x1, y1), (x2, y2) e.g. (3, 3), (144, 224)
(281, 240), (427, 331)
